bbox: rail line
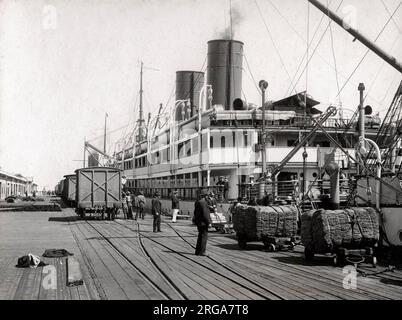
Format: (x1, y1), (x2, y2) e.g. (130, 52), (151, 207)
(115, 220), (287, 300)
(84, 219), (188, 300)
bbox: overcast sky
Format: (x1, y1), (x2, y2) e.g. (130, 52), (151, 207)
(0, 0), (401, 189)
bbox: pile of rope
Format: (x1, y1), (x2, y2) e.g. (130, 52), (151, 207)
(301, 207), (379, 253)
(233, 205), (298, 239)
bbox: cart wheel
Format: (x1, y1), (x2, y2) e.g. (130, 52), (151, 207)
(305, 247), (314, 261)
(267, 244), (276, 252)
(372, 256), (377, 268)
(333, 255), (339, 266)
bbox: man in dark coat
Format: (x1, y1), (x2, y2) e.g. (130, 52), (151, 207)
(151, 191), (162, 232)
(223, 177), (229, 201)
(193, 189), (212, 256)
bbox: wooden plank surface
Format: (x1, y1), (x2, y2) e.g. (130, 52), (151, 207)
(2, 208), (401, 300)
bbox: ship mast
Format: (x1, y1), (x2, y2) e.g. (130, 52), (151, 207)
(137, 61), (146, 142)
(307, 0), (402, 74)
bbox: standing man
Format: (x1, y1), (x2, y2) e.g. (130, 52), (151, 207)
(126, 191), (133, 219)
(216, 176), (224, 201)
(171, 190), (180, 223)
(223, 177), (229, 201)
(207, 191), (218, 214)
(136, 191), (146, 220)
(132, 192), (138, 220)
(121, 191), (128, 219)
(193, 189), (212, 256)
(151, 191), (162, 232)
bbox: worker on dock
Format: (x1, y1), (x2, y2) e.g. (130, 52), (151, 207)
(216, 176), (225, 201)
(229, 196), (242, 223)
(126, 191), (133, 219)
(171, 190), (180, 223)
(135, 191), (146, 220)
(223, 177), (229, 201)
(193, 189), (212, 256)
(121, 192), (128, 219)
(207, 191), (218, 214)
(151, 191), (162, 232)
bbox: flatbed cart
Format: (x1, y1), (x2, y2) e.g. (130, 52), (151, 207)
(210, 211), (233, 234)
(304, 246), (377, 268)
(237, 233), (297, 251)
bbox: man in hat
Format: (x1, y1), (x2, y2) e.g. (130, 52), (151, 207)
(121, 191), (128, 219)
(152, 191), (162, 232)
(193, 189), (212, 256)
(223, 177), (229, 201)
(171, 190), (180, 223)
(135, 191), (146, 220)
(216, 176), (225, 201)
(126, 191), (133, 219)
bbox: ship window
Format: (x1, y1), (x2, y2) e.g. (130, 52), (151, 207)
(185, 140), (191, 156)
(232, 132), (236, 147)
(221, 136), (226, 148)
(210, 136), (214, 148)
(178, 142), (184, 158)
(287, 140), (296, 147)
(243, 131), (248, 147)
(192, 138), (198, 154)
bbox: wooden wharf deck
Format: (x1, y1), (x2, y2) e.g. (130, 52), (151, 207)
(0, 207), (401, 300)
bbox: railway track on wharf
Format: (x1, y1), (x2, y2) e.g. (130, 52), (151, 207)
(169, 223), (402, 300)
(81, 220), (189, 300)
(113, 220), (287, 300)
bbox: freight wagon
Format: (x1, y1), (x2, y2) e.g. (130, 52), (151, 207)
(75, 167), (122, 219)
(63, 174), (76, 207)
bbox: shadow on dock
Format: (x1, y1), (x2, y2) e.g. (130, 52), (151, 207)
(48, 216), (78, 222)
(380, 278), (402, 287)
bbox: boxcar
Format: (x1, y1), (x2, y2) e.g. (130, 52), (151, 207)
(75, 167), (122, 219)
(63, 174), (77, 207)
(57, 179), (65, 197)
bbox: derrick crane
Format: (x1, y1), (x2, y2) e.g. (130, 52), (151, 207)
(269, 106), (338, 178)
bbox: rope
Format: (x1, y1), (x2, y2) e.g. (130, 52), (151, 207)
(287, 0), (344, 97)
(334, 0), (402, 100)
(254, 0), (297, 95)
(243, 52), (261, 94)
(381, 0), (402, 37)
(327, 0), (342, 112)
(305, 0), (310, 109)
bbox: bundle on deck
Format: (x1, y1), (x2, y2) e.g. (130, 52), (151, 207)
(233, 205), (298, 240)
(301, 207), (379, 253)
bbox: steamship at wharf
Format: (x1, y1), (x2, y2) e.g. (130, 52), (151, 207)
(96, 1), (402, 251)
(108, 35), (402, 247)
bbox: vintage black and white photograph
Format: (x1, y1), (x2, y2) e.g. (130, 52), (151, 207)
(0, 0), (402, 305)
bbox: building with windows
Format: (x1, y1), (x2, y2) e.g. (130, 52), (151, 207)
(0, 169), (37, 199)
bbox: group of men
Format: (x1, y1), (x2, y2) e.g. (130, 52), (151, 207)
(121, 191), (146, 220)
(216, 176), (229, 201)
(122, 188), (219, 257)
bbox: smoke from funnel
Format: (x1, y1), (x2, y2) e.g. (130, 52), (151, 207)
(217, 5), (243, 39)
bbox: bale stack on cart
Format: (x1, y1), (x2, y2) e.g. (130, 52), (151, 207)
(301, 207), (379, 266)
(233, 205), (299, 251)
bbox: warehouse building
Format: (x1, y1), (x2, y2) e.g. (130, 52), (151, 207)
(0, 169), (37, 199)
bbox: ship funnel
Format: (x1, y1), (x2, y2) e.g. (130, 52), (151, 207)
(207, 39), (244, 110)
(175, 71), (205, 121)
